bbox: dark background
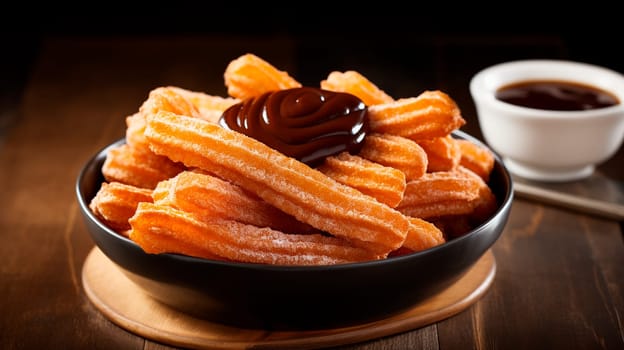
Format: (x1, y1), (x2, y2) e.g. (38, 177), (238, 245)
(3, 6), (623, 128)
(4, 7), (622, 67)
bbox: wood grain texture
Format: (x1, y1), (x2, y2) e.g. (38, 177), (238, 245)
(437, 200), (624, 350)
(82, 247), (495, 350)
(513, 180), (624, 221)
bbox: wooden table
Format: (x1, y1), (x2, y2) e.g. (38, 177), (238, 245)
(1, 30), (623, 349)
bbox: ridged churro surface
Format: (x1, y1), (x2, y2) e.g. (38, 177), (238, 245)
(88, 53), (500, 264)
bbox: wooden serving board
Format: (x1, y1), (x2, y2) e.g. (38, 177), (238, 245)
(82, 247), (496, 350)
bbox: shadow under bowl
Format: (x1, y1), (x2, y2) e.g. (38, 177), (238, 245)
(76, 130), (514, 330)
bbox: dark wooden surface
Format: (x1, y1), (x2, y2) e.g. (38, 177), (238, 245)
(1, 14), (623, 349)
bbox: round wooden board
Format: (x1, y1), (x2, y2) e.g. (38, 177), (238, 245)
(82, 247), (496, 350)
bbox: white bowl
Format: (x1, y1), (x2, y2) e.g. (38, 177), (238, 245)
(470, 59), (624, 182)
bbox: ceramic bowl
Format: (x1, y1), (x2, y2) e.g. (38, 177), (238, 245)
(470, 59), (624, 182)
(76, 131), (513, 330)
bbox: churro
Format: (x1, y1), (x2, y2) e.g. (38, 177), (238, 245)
(321, 70), (394, 106)
(129, 202), (381, 265)
(139, 86), (202, 119)
(456, 139), (495, 181)
(397, 166), (484, 219)
(358, 133), (428, 181)
(89, 181), (153, 234)
(418, 135), (461, 173)
(144, 111), (409, 255)
(90, 53), (503, 264)
(224, 53), (301, 100)
(317, 152), (406, 208)
(125, 113), (149, 151)
(367, 90), (465, 140)
(168, 86), (240, 123)
(153, 170), (318, 234)
(102, 143), (185, 189)
(402, 217), (446, 252)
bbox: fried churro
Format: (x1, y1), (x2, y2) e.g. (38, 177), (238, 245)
(367, 90), (465, 141)
(358, 133), (428, 181)
(144, 111), (409, 255)
(396, 166), (484, 219)
(318, 152), (406, 208)
(224, 53), (301, 100)
(102, 143), (185, 189)
(321, 70), (394, 106)
(90, 53), (503, 264)
(153, 170), (318, 234)
(418, 135), (461, 173)
(456, 138), (495, 181)
(89, 181), (153, 234)
(402, 217), (446, 252)
(129, 202), (381, 265)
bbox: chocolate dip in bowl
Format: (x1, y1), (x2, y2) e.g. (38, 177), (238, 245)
(470, 59), (624, 182)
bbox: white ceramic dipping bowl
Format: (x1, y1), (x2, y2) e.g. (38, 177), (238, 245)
(470, 59), (624, 182)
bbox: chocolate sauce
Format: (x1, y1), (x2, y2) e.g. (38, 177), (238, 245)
(495, 80), (619, 111)
(219, 87), (368, 167)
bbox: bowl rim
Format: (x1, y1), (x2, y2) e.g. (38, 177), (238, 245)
(75, 130), (514, 271)
(469, 59), (624, 119)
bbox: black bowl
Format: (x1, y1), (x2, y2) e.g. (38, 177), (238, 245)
(76, 130), (513, 330)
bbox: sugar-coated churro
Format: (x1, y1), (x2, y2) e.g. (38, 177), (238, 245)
(144, 111), (409, 255)
(89, 181), (153, 234)
(153, 170), (318, 234)
(358, 133), (428, 181)
(397, 166), (484, 219)
(102, 143), (185, 189)
(456, 139), (495, 181)
(90, 53), (502, 264)
(318, 152), (406, 208)
(129, 202), (381, 265)
(321, 70), (394, 106)
(367, 90), (465, 141)
(418, 135), (461, 173)
(224, 53), (302, 100)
